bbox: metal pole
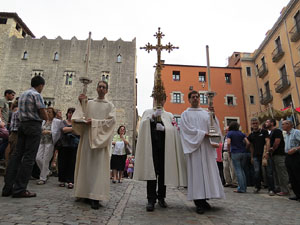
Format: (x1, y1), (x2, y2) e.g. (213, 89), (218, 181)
(206, 45), (211, 92)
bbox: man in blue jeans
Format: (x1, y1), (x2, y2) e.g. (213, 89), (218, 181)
(2, 76), (48, 198)
(248, 118), (275, 196)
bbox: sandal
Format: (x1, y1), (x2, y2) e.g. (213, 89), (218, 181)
(59, 183), (65, 187)
(67, 183), (74, 189)
(37, 180), (46, 185)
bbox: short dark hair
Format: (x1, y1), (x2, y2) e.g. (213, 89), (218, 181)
(228, 121), (240, 131)
(268, 118), (276, 127)
(11, 99), (18, 110)
(97, 80), (108, 90)
(4, 89), (15, 96)
(117, 125), (126, 135)
(66, 107), (75, 118)
(188, 90), (199, 99)
(31, 76), (45, 88)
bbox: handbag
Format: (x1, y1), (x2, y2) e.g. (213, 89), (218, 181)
(0, 127), (9, 139)
(125, 144), (132, 155)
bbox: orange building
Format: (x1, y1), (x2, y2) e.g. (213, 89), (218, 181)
(161, 64), (248, 134)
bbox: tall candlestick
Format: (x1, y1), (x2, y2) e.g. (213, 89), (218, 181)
(205, 45), (221, 144)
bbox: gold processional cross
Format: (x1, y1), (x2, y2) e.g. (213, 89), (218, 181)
(140, 27), (178, 107)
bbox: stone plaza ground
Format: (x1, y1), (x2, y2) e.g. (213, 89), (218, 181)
(0, 176), (300, 225)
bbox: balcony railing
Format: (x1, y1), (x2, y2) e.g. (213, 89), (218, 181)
(257, 63), (268, 78)
(274, 76), (290, 93)
(289, 23), (300, 42)
(294, 61), (300, 77)
(272, 46), (284, 62)
(260, 90), (273, 105)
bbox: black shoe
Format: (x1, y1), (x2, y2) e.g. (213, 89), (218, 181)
(289, 196), (299, 201)
(90, 200), (100, 210)
(12, 190), (36, 198)
(202, 201), (211, 210)
(196, 205), (205, 214)
(2, 190), (12, 197)
(158, 199), (168, 208)
(146, 201), (155, 212)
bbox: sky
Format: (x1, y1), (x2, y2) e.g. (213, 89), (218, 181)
(2, 0), (290, 114)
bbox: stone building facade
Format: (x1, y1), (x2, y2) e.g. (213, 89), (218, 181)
(228, 0), (300, 130)
(0, 12), (137, 148)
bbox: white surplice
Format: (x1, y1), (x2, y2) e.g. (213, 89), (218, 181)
(72, 98), (116, 201)
(180, 107), (225, 200)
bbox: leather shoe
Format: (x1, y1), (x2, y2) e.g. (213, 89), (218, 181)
(2, 190), (12, 197)
(146, 201), (155, 212)
(289, 196), (299, 201)
(90, 200), (100, 210)
(12, 190), (36, 198)
(158, 199), (168, 208)
(202, 201), (211, 210)
(196, 205), (205, 214)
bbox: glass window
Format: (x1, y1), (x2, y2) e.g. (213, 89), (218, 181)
(227, 96), (233, 105)
(65, 73), (73, 85)
(246, 67), (251, 76)
(54, 52), (59, 61)
(250, 95), (255, 104)
(117, 54), (122, 63)
(172, 71), (180, 81)
(226, 118), (238, 127)
(23, 51), (28, 60)
(225, 73), (231, 83)
(173, 93), (181, 103)
(199, 72), (206, 82)
(199, 93), (208, 105)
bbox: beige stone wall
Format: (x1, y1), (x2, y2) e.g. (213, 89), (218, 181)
(0, 33), (137, 148)
(254, 0), (300, 112)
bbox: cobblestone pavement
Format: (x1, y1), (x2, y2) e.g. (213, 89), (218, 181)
(1, 176), (300, 225)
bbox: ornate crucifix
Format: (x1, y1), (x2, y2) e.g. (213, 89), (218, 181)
(140, 27), (178, 107)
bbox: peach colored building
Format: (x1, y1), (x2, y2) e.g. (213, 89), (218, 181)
(161, 64), (248, 134)
(228, 0), (300, 129)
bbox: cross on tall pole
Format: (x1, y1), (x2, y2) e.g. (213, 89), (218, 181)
(140, 27), (178, 106)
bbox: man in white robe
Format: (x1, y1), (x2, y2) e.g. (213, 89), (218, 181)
(72, 80), (116, 210)
(134, 95), (187, 212)
(180, 90), (225, 214)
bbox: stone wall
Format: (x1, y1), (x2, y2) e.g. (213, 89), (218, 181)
(0, 33), (137, 148)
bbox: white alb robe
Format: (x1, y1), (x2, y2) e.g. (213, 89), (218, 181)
(72, 98), (116, 201)
(180, 107), (225, 200)
(134, 109), (187, 187)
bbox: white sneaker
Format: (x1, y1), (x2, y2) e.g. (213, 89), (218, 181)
(269, 191), (275, 196)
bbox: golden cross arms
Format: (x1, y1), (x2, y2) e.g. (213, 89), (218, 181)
(140, 27), (179, 74)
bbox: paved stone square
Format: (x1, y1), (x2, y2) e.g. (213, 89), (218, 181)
(0, 176), (300, 225)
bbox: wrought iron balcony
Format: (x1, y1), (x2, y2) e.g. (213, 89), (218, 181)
(289, 23), (300, 42)
(294, 61), (300, 77)
(272, 46), (284, 62)
(274, 76), (290, 93)
(257, 63), (268, 78)
(260, 90), (273, 105)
